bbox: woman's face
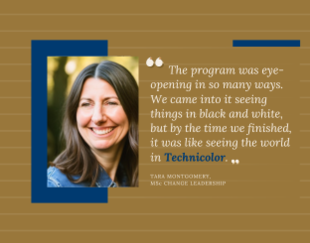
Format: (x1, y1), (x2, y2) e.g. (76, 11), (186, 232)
(76, 77), (129, 153)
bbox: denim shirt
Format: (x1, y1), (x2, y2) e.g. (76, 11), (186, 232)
(47, 166), (128, 188)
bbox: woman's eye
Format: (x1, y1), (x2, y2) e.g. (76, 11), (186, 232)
(106, 101), (118, 105)
(81, 103), (91, 107)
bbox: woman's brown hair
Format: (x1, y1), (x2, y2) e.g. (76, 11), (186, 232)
(52, 60), (138, 187)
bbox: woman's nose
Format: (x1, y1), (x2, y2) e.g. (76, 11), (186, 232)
(91, 105), (107, 124)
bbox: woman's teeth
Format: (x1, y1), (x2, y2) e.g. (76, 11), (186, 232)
(92, 128), (114, 135)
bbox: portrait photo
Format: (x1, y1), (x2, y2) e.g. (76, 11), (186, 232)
(47, 56), (139, 188)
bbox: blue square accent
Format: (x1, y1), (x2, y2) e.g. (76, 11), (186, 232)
(31, 40), (109, 203)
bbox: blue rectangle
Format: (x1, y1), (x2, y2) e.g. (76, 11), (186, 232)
(31, 40), (109, 203)
(233, 40), (300, 47)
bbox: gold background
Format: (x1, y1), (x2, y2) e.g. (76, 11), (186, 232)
(1, 0), (309, 242)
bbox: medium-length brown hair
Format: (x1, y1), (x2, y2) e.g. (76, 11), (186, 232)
(52, 60), (138, 187)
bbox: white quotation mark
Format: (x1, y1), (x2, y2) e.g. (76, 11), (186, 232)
(146, 57), (164, 67)
(155, 57), (163, 67)
(231, 159), (240, 164)
(146, 57), (154, 67)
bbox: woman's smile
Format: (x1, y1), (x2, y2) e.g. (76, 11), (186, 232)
(91, 127), (115, 135)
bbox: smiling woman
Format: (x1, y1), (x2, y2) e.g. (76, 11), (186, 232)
(47, 60), (139, 187)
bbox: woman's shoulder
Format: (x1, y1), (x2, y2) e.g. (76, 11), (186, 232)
(47, 166), (89, 187)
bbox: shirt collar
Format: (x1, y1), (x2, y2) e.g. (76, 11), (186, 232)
(96, 165), (128, 188)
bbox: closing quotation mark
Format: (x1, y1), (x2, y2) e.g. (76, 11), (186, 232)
(231, 159), (240, 164)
